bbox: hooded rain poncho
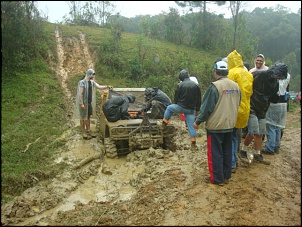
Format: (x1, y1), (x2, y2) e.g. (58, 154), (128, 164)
(227, 50), (253, 128)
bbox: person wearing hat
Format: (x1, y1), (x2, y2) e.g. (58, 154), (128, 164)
(76, 68), (113, 139)
(249, 54), (269, 73)
(137, 87), (171, 119)
(102, 94), (136, 122)
(157, 69), (201, 149)
(226, 50), (254, 173)
(194, 60), (241, 186)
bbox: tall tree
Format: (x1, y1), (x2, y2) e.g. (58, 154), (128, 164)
(229, 1), (251, 50)
(66, 1), (115, 26)
(175, 1), (226, 49)
(229, 1), (241, 49)
(1, 1), (44, 73)
(163, 8), (183, 44)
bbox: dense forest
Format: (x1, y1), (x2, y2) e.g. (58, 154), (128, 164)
(1, 1), (301, 91)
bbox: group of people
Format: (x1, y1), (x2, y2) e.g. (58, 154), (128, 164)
(157, 51), (288, 186)
(76, 51), (289, 186)
(75, 68), (173, 139)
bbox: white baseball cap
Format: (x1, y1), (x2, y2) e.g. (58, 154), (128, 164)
(214, 61), (228, 70)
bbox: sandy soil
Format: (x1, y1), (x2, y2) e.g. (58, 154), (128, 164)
(1, 27), (301, 226)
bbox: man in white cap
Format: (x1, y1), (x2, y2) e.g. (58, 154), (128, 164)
(76, 68), (112, 139)
(194, 60), (241, 186)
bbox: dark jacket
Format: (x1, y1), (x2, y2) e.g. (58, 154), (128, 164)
(174, 78), (201, 111)
(142, 88), (171, 112)
(103, 94), (135, 122)
(250, 63), (288, 119)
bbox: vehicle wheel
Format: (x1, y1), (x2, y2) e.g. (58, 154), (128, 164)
(104, 138), (118, 159)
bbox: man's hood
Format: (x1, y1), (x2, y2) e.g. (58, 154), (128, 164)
(227, 50), (244, 70)
(125, 94), (136, 103)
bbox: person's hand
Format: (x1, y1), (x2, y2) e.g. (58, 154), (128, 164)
(80, 104), (85, 110)
(193, 122), (199, 129)
(130, 114), (137, 119)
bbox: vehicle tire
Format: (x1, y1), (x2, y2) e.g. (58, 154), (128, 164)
(104, 138), (118, 159)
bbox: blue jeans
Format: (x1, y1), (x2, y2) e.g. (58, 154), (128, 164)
(265, 123), (281, 152)
(164, 104), (196, 139)
(231, 128), (239, 169)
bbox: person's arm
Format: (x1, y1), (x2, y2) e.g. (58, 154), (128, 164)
(195, 85), (202, 112)
(94, 81), (113, 91)
(174, 85), (180, 103)
(77, 83), (85, 110)
(194, 84), (218, 127)
(140, 101), (152, 113)
(78, 86), (84, 105)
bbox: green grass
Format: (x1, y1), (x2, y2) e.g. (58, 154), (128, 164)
(52, 23), (216, 99)
(1, 70), (69, 205)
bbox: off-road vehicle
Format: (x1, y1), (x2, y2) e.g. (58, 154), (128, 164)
(99, 88), (176, 158)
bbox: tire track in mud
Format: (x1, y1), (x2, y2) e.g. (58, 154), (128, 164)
(55, 26), (71, 99)
(54, 26), (95, 125)
(78, 31), (94, 70)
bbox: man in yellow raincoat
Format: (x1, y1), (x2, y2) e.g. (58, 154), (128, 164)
(226, 50), (253, 171)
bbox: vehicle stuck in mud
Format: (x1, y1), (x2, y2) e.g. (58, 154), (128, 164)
(99, 88), (177, 158)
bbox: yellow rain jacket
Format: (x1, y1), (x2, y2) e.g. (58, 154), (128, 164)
(227, 50), (253, 128)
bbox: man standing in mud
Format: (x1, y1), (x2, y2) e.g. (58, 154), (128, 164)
(76, 68), (112, 139)
(240, 61), (288, 165)
(194, 61), (241, 186)
(157, 69), (201, 149)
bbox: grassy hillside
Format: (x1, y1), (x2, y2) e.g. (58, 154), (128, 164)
(45, 22), (219, 99)
(1, 69), (70, 204)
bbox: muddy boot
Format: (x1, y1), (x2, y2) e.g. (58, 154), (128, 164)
(253, 154), (271, 165)
(83, 131), (92, 140)
(87, 130), (96, 138)
(156, 120), (167, 131)
(82, 131), (88, 139)
(191, 142), (197, 151)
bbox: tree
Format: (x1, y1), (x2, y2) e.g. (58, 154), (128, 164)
(163, 8), (183, 44)
(229, 1), (242, 50)
(175, 1), (226, 49)
(1, 1), (44, 73)
(94, 1), (116, 26)
(66, 1), (115, 26)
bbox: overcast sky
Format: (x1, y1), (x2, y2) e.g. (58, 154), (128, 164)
(37, 1), (301, 23)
